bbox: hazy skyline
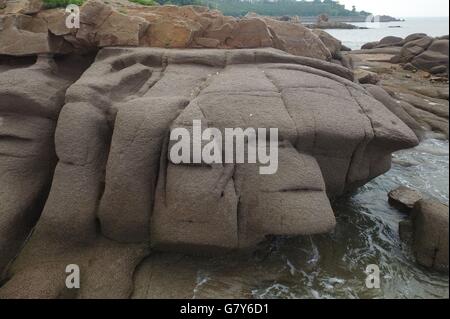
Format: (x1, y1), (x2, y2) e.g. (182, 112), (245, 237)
(338, 0), (449, 17)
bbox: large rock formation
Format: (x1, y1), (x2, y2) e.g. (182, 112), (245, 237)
(362, 33), (449, 75)
(0, 53), (94, 275)
(0, 47), (418, 298)
(0, 0), (332, 60)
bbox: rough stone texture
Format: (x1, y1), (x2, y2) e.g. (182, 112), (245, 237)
(401, 33), (428, 45)
(376, 36), (404, 48)
(0, 14), (73, 55)
(0, 0), (335, 61)
(396, 36), (434, 63)
(0, 0), (42, 14)
(263, 18), (331, 60)
(361, 41), (379, 50)
(312, 29), (342, 59)
(364, 85), (425, 140)
(388, 186), (423, 212)
(355, 69), (380, 85)
(412, 40), (449, 73)
(0, 53), (94, 276)
(0, 47), (418, 298)
(411, 199), (449, 272)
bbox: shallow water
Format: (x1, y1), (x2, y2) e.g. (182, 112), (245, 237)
(326, 17), (449, 49)
(190, 139), (449, 299)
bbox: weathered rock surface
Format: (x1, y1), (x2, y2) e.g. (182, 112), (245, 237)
(376, 36), (404, 48)
(0, 0), (334, 61)
(0, 47), (418, 298)
(362, 33), (449, 75)
(412, 39), (449, 74)
(388, 186), (423, 212)
(307, 14), (363, 30)
(348, 35), (449, 139)
(0, 53), (94, 275)
(411, 200), (449, 272)
(355, 69), (380, 85)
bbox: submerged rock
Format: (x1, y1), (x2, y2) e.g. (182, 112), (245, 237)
(0, 47), (418, 298)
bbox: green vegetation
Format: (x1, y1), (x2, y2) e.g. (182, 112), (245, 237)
(156, 0), (370, 17)
(130, 0), (157, 6)
(43, 0), (85, 9)
(41, 0), (370, 18)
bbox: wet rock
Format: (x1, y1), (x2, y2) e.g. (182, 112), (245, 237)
(411, 200), (449, 272)
(388, 186), (423, 212)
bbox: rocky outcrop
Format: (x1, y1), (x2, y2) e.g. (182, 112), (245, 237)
(388, 186), (423, 212)
(376, 36), (404, 48)
(0, 53), (94, 276)
(364, 33), (450, 75)
(400, 199), (449, 272)
(0, 47), (418, 298)
(306, 14), (363, 30)
(410, 200), (449, 272)
(0, 0), (334, 61)
(411, 40), (449, 74)
(349, 33), (449, 139)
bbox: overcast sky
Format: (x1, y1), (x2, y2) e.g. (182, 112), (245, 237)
(338, 0), (449, 17)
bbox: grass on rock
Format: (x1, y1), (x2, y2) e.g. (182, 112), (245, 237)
(43, 0), (85, 9)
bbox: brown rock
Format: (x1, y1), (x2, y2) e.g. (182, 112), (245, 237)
(411, 199), (449, 272)
(313, 29), (342, 58)
(1, 0), (42, 15)
(0, 14), (72, 55)
(195, 37), (220, 48)
(402, 33), (428, 44)
(376, 36), (403, 48)
(388, 186), (423, 212)
(146, 17), (200, 48)
(361, 41), (379, 50)
(264, 18), (331, 60)
(227, 18), (273, 49)
(96, 11), (149, 47)
(37, 8), (72, 36)
(412, 40), (449, 72)
(0, 48), (419, 298)
(355, 69), (380, 84)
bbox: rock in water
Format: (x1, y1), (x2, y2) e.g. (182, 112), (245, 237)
(411, 200), (449, 272)
(0, 48), (419, 298)
(388, 186), (423, 212)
